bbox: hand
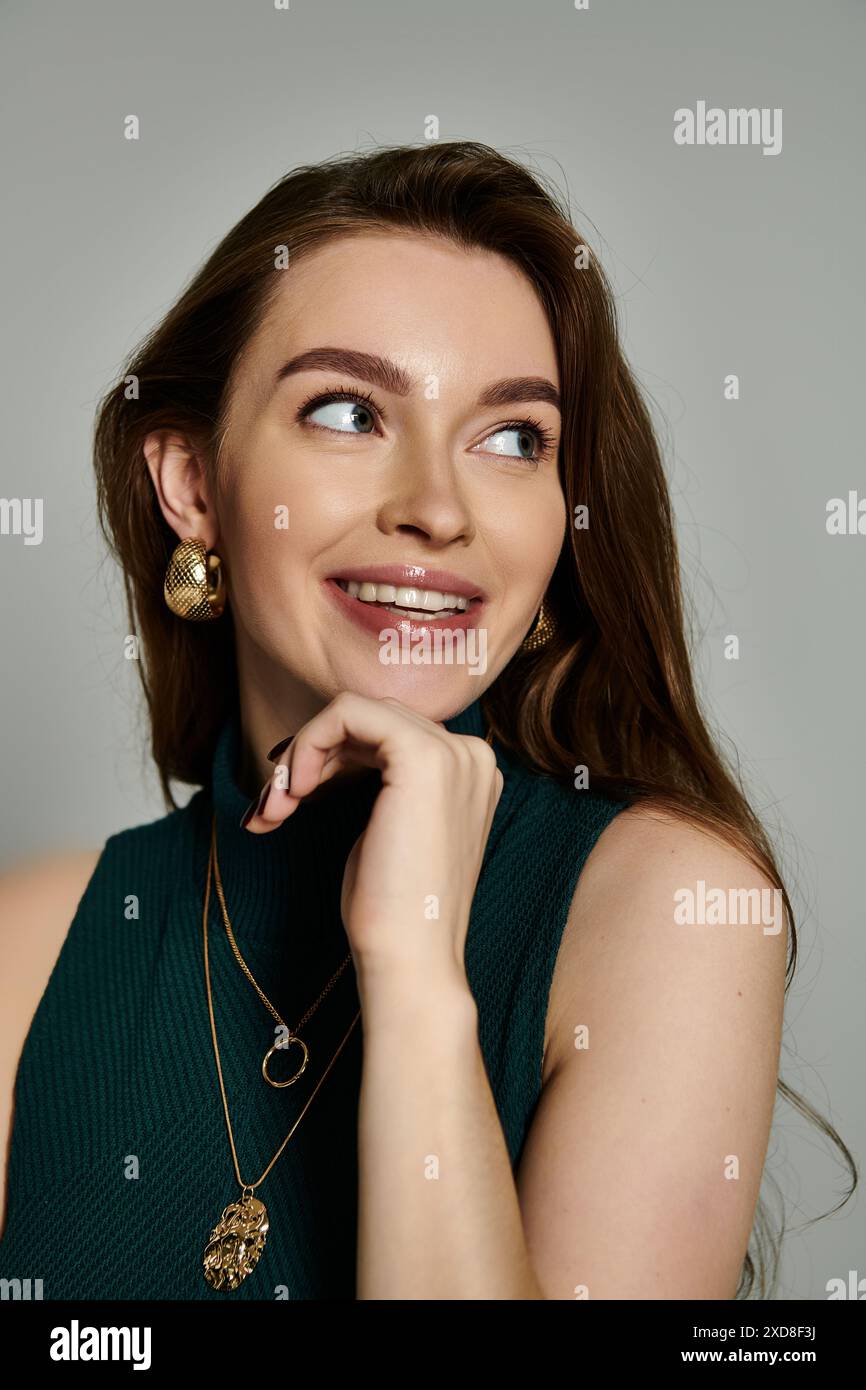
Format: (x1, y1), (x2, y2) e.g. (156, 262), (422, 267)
(244, 692), (504, 992)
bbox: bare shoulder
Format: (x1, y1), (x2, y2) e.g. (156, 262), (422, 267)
(0, 846), (103, 1035)
(521, 803), (789, 1297)
(543, 801), (789, 1084)
(0, 845), (103, 948)
(0, 846), (102, 1240)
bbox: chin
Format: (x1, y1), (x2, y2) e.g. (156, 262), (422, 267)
(325, 666), (484, 721)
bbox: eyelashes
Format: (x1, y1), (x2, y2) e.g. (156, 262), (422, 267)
(496, 416), (558, 462)
(297, 383), (380, 420)
(294, 382), (558, 465)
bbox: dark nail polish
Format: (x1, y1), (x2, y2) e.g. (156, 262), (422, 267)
(267, 734), (294, 761)
(240, 780), (271, 828)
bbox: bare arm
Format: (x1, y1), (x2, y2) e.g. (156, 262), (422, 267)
(356, 974), (544, 1299)
(518, 805), (787, 1299)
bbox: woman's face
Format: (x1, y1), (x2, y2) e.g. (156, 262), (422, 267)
(215, 229), (566, 728)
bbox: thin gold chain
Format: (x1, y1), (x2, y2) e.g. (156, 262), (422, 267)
(210, 819), (350, 1034)
(203, 813), (360, 1192)
(213, 721), (495, 1035)
(202, 720), (496, 1193)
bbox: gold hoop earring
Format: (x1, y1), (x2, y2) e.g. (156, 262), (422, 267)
(520, 597), (555, 652)
(164, 537), (226, 621)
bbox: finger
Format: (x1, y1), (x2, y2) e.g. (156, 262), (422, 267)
(241, 767), (300, 832)
(244, 737), (380, 833)
(266, 733), (295, 762)
(277, 739), (378, 795)
(287, 691), (428, 800)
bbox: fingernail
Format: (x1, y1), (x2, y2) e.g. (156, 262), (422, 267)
(240, 779), (271, 829)
(267, 734), (294, 761)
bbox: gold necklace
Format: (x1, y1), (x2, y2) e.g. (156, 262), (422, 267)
(210, 814), (351, 1089)
(201, 720), (497, 1291)
(201, 812), (360, 1292)
(215, 722), (495, 1088)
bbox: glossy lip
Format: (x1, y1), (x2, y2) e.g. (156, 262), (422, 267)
(326, 563), (486, 602)
(323, 577), (487, 639)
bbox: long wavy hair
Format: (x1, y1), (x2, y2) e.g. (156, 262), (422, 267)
(92, 139), (855, 1297)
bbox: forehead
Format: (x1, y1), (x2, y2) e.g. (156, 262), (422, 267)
(246, 230), (559, 387)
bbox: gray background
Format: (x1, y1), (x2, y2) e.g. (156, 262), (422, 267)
(1, 0), (862, 1298)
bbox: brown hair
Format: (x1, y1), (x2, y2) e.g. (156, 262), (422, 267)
(92, 139), (855, 1296)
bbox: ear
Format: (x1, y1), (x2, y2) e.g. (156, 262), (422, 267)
(143, 430), (220, 549)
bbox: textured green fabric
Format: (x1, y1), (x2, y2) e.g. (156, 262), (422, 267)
(0, 696), (628, 1300)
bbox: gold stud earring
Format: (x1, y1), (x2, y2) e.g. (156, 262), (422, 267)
(520, 596), (555, 652)
(163, 536), (226, 621)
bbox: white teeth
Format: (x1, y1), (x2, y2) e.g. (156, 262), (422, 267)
(338, 579), (470, 613)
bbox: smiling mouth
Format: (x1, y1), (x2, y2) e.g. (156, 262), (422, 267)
(333, 578), (478, 621)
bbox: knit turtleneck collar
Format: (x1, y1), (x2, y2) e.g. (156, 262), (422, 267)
(204, 695), (493, 950)
(210, 694), (487, 826)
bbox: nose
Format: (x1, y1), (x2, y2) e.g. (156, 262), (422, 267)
(375, 445), (476, 548)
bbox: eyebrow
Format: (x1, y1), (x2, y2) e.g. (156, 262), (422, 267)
(272, 347), (561, 412)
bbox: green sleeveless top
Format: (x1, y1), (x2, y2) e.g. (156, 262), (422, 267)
(0, 697), (628, 1300)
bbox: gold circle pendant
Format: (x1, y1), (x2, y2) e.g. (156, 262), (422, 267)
(262, 1033), (310, 1088)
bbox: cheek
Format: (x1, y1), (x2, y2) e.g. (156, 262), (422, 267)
(218, 431), (303, 557)
(215, 477), (298, 621)
(492, 484), (567, 581)
(221, 417), (362, 543)
(539, 485), (568, 551)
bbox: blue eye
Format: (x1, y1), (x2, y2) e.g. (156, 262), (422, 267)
(476, 419), (558, 466)
(296, 384), (557, 465)
(482, 426), (539, 461)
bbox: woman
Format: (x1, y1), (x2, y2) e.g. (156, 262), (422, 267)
(0, 141), (852, 1301)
